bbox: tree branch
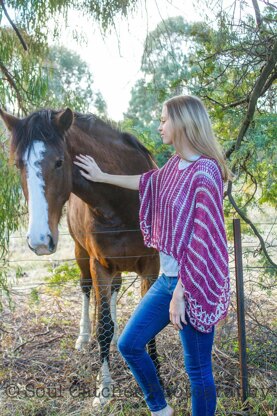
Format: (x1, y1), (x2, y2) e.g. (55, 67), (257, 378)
(205, 95), (250, 109)
(260, 70), (277, 96)
(0, 61), (27, 114)
(0, 0), (28, 51)
(261, 0), (277, 10)
(203, 95), (225, 107)
(227, 180), (277, 268)
(225, 97), (249, 108)
(223, 72), (277, 110)
(226, 39), (277, 159)
(240, 166), (258, 209)
(235, 39), (277, 151)
(252, 0), (262, 27)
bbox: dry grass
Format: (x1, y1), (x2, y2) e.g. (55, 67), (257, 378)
(0, 222), (276, 415)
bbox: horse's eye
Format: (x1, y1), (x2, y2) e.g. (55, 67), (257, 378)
(55, 159), (63, 169)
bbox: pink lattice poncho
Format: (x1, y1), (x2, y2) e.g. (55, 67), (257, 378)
(139, 155), (230, 333)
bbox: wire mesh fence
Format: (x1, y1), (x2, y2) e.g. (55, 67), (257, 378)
(0, 221), (276, 415)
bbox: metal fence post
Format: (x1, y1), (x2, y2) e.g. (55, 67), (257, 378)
(233, 218), (248, 403)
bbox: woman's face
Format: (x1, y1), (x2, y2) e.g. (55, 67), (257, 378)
(158, 105), (174, 145)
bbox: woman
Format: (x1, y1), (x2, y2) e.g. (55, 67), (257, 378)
(74, 95), (231, 416)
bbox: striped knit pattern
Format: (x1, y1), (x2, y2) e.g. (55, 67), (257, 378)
(139, 155), (230, 333)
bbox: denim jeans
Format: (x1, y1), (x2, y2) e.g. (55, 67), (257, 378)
(117, 274), (216, 415)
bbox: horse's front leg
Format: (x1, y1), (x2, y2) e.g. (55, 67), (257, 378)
(91, 260), (114, 407)
(111, 273), (122, 345)
(75, 278), (92, 350)
(75, 244), (92, 351)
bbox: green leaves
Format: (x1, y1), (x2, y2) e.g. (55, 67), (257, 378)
(42, 45), (106, 113)
(0, 132), (25, 309)
(126, 16), (191, 157)
(0, 138), (23, 257)
(127, 3), (276, 209)
(6, 1), (138, 33)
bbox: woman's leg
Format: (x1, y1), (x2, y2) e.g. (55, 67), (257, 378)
(179, 320), (216, 416)
(118, 275), (177, 412)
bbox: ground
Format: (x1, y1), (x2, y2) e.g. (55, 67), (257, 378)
(0, 220), (276, 415)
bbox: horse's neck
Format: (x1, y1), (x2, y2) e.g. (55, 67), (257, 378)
(66, 124), (154, 213)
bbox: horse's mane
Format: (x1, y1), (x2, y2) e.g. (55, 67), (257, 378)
(73, 112), (152, 159)
(13, 109), (153, 163)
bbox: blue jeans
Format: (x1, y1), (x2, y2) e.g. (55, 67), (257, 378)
(117, 274), (216, 415)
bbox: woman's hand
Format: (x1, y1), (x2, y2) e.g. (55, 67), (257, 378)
(74, 155), (105, 182)
(169, 280), (187, 331)
(74, 154), (141, 190)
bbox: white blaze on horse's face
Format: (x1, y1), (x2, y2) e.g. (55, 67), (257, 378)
(24, 140), (56, 255)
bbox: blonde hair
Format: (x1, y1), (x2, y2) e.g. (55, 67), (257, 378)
(165, 95), (231, 182)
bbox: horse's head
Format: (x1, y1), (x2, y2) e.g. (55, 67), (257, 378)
(0, 108), (74, 255)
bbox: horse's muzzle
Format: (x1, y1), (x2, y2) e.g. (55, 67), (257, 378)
(27, 234), (56, 256)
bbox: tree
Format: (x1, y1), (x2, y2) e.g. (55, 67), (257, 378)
(2, 0), (138, 34)
(0, 133), (25, 309)
(125, 16), (191, 165)
(127, 17), (189, 124)
(187, 0), (277, 266)
(126, 1), (277, 266)
(43, 45), (107, 114)
(0, 0), (138, 114)
(0, 0), (131, 302)
(0, 0), (276, 269)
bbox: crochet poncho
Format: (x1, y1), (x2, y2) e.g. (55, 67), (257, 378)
(139, 155), (230, 333)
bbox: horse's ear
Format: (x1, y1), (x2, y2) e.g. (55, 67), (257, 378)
(0, 109), (20, 131)
(54, 108), (74, 134)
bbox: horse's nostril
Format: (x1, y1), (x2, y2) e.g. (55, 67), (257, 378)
(48, 234), (55, 252)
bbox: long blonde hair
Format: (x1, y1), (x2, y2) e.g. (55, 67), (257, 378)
(165, 95), (231, 182)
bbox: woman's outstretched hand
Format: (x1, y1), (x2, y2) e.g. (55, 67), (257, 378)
(74, 155), (105, 182)
(74, 154), (141, 190)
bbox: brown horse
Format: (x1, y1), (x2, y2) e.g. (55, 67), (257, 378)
(0, 108), (160, 405)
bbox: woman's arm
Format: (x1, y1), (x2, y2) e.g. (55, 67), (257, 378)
(74, 155), (141, 190)
(169, 279), (187, 330)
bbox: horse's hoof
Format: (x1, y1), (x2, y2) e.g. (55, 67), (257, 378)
(92, 396), (109, 408)
(92, 383), (112, 407)
(75, 335), (90, 351)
